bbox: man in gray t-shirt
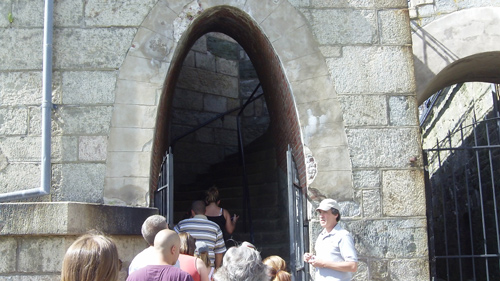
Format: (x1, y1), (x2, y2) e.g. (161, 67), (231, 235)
(304, 199), (358, 281)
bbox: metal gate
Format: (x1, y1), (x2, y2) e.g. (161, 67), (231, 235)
(424, 113), (500, 280)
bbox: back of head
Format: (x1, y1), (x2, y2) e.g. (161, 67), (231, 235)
(213, 245), (270, 281)
(195, 241), (211, 268)
(263, 256), (291, 281)
(205, 186), (220, 204)
(61, 233), (120, 281)
(191, 200), (206, 215)
(179, 232), (196, 256)
(141, 215), (168, 246)
(154, 229), (181, 265)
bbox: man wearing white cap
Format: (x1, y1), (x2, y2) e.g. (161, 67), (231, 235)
(304, 199), (358, 281)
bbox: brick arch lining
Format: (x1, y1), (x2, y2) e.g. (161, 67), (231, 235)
(150, 6), (306, 193)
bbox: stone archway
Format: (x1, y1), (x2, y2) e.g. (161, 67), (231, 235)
(104, 0), (351, 208)
(412, 7), (500, 104)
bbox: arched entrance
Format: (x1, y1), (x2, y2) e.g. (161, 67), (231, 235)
(150, 5), (307, 273)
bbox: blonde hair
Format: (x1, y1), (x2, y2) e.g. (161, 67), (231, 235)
(263, 255), (291, 281)
(205, 186), (220, 204)
(179, 232), (196, 256)
(195, 251), (212, 268)
(61, 233), (120, 281)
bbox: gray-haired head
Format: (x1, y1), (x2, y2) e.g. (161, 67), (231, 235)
(213, 245), (270, 281)
(141, 215), (168, 246)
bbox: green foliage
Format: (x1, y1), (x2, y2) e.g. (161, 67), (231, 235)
(8, 12), (13, 23)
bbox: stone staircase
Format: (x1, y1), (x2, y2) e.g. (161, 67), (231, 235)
(173, 132), (289, 260)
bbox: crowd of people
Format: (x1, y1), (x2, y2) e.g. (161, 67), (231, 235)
(60, 189), (357, 281)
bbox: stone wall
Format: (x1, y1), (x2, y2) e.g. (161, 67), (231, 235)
(0, 0), (434, 280)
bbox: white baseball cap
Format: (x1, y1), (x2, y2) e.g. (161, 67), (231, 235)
(316, 199), (340, 212)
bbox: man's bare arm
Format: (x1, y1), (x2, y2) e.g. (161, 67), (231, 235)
(215, 253), (223, 269)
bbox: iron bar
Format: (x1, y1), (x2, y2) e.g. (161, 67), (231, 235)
(472, 116), (491, 281)
(436, 138), (451, 279)
(448, 131), (464, 280)
(423, 150), (437, 278)
(485, 122), (500, 255)
(435, 254), (500, 259)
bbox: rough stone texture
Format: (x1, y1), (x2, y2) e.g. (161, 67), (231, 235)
(78, 136), (108, 161)
(62, 71), (116, 105)
(0, 107), (28, 135)
(347, 128), (421, 168)
(327, 46), (415, 94)
(204, 94), (227, 113)
(129, 28), (175, 62)
(0, 237), (16, 273)
(389, 259), (430, 280)
(363, 189), (381, 217)
(382, 170), (426, 216)
(0, 136), (63, 162)
(18, 236), (67, 272)
(378, 9), (412, 45)
(111, 104), (157, 129)
(55, 106), (113, 135)
(104, 177), (150, 206)
(389, 95), (419, 126)
(53, 28), (136, 69)
(309, 9), (377, 45)
(348, 219), (428, 258)
(54, 164), (106, 203)
(0, 29), (43, 71)
(309, 170), (355, 201)
(0, 72), (43, 106)
(115, 79), (161, 106)
(352, 169), (380, 189)
(11, 0), (44, 27)
(107, 128), (153, 152)
(0, 163), (40, 194)
(176, 67), (239, 98)
(339, 95), (388, 126)
(85, 0), (156, 27)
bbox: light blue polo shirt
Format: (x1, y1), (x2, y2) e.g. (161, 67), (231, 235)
(314, 224), (358, 281)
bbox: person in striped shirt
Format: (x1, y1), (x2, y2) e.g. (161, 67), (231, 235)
(174, 200), (227, 269)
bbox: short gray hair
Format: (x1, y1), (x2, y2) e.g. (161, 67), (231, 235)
(141, 215), (167, 246)
(213, 245), (270, 281)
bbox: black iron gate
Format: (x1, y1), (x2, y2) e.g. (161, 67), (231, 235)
(424, 113), (500, 280)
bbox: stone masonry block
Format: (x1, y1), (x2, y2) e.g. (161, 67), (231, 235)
(79, 136), (108, 161)
(339, 95), (388, 126)
(311, 0), (409, 8)
(347, 128), (422, 168)
(0, 72), (42, 106)
(368, 259), (390, 280)
(176, 67), (239, 98)
(0, 1), (10, 27)
(118, 55), (168, 83)
(141, 0), (179, 39)
(18, 237), (69, 272)
(206, 36), (239, 61)
(348, 218), (428, 258)
(62, 71), (116, 105)
(389, 259), (430, 280)
(85, 0), (156, 27)
(55, 106), (113, 135)
(204, 94), (227, 113)
(309, 9), (377, 45)
(319, 46), (342, 58)
(382, 170), (426, 216)
(111, 104), (157, 129)
(379, 9), (412, 45)
(105, 152), (150, 178)
(304, 123), (348, 150)
(363, 189), (381, 217)
(28, 106), (62, 137)
(243, 0), (282, 24)
(54, 0), (84, 26)
(54, 28), (135, 69)
(0, 163), (40, 194)
(283, 52), (329, 82)
(216, 57), (238, 76)
(273, 24), (319, 62)
(129, 28), (174, 62)
(107, 128), (154, 152)
(309, 170), (354, 201)
(352, 169), (380, 189)
(0, 237), (17, 273)
(12, 0), (44, 27)
(115, 79), (160, 106)
(104, 177), (149, 206)
(0, 136), (65, 163)
(0, 107), (28, 135)
(312, 146), (352, 171)
(326, 46), (415, 94)
(55, 163), (106, 203)
(260, 1), (308, 43)
(389, 95), (419, 126)
(0, 29), (43, 71)
(291, 75), (337, 105)
(196, 52), (216, 72)
(173, 88), (203, 110)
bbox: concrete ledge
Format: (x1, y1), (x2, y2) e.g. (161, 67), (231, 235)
(0, 202), (158, 235)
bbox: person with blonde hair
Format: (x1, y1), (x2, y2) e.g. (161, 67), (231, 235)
(263, 255), (292, 281)
(205, 186), (239, 248)
(178, 232), (210, 281)
(61, 232), (121, 281)
(194, 241), (214, 280)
